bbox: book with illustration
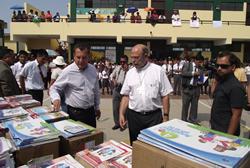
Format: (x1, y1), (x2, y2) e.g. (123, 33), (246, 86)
(75, 140), (132, 168)
(4, 94), (32, 102)
(0, 107), (28, 121)
(51, 119), (94, 138)
(37, 111), (69, 123)
(5, 118), (59, 147)
(26, 106), (52, 116)
(139, 119), (250, 168)
(25, 154), (84, 168)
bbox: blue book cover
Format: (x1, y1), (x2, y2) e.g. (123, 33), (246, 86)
(5, 118), (59, 147)
(140, 119), (250, 168)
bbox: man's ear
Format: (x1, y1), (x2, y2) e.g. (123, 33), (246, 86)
(231, 65), (236, 71)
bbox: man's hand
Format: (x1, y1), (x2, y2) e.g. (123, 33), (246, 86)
(52, 99), (61, 111)
(119, 114), (127, 129)
(163, 115), (169, 122)
(95, 109), (101, 120)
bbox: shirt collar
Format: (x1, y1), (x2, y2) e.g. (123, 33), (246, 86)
(72, 62), (89, 71)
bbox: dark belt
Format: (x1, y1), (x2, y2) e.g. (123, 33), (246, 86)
(67, 105), (94, 113)
(129, 108), (161, 115)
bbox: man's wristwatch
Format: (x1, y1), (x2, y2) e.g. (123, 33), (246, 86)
(164, 113), (169, 117)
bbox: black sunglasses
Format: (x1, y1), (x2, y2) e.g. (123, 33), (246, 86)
(215, 64), (231, 69)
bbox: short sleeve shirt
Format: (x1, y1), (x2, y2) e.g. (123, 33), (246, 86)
(120, 63), (173, 112)
(210, 74), (245, 134)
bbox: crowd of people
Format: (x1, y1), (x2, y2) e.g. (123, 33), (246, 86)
(12, 9), (71, 22)
(0, 43), (249, 145)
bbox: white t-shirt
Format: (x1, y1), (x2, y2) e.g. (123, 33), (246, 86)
(51, 67), (63, 80)
(121, 62), (173, 112)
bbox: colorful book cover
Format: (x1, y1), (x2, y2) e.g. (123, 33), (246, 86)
(105, 152), (132, 168)
(0, 137), (12, 156)
(5, 94), (32, 102)
(140, 119), (250, 168)
(76, 140), (132, 167)
(51, 119), (94, 138)
(18, 99), (41, 109)
(0, 107), (28, 120)
(0, 100), (10, 109)
(26, 106), (52, 115)
(5, 118), (59, 147)
(30, 154), (84, 168)
(38, 111), (69, 123)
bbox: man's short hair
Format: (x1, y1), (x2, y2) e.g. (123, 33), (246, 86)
(18, 50), (28, 57)
(73, 43), (90, 53)
(217, 51), (238, 66)
(195, 52), (204, 61)
(140, 44), (149, 57)
(0, 48), (14, 60)
(36, 49), (48, 57)
(120, 55), (128, 62)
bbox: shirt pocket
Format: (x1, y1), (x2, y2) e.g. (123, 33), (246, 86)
(145, 82), (159, 98)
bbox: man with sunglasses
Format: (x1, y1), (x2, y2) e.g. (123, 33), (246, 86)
(210, 51), (245, 136)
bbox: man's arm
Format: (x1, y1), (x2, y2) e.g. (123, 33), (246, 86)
(162, 95), (170, 122)
(19, 75), (26, 94)
(119, 95), (129, 129)
(0, 70), (17, 96)
(94, 76), (101, 119)
(227, 108), (242, 135)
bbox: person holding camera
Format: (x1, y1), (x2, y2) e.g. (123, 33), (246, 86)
(110, 55), (129, 130)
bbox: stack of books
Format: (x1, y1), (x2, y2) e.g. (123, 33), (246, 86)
(0, 137), (15, 168)
(27, 106), (69, 123)
(4, 118), (59, 148)
(138, 119), (250, 168)
(51, 119), (94, 138)
(5, 94), (40, 109)
(75, 140), (132, 168)
(19, 154), (84, 168)
(0, 107), (28, 122)
(0, 97), (10, 109)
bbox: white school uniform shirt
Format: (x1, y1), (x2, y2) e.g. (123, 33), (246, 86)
(173, 63), (183, 75)
(120, 62), (173, 112)
(50, 62), (100, 110)
(11, 61), (26, 87)
(20, 60), (47, 90)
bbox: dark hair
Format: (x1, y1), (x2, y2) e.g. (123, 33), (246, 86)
(73, 43), (90, 53)
(120, 55), (128, 62)
(36, 49), (48, 57)
(195, 52), (204, 61)
(18, 50), (28, 56)
(217, 51), (239, 66)
(0, 48), (14, 59)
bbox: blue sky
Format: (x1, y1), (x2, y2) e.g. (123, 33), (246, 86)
(0, 0), (69, 32)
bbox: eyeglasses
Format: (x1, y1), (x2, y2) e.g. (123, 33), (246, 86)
(215, 64), (231, 69)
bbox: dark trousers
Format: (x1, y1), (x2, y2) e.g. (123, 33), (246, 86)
(67, 105), (96, 128)
(112, 88), (122, 126)
(181, 86), (200, 123)
(27, 89), (43, 105)
(173, 74), (182, 95)
(127, 108), (163, 145)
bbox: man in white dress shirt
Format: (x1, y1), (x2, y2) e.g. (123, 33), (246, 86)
(11, 50), (28, 88)
(119, 44), (173, 145)
(20, 49), (48, 105)
(50, 44), (101, 128)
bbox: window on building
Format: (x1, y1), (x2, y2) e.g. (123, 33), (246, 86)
(152, 0), (165, 10)
(174, 2), (212, 10)
(125, 0), (147, 8)
(85, 0), (93, 8)
(220, 3), (243, 11)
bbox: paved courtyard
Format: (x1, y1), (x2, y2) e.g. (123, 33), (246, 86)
(43, 92), (250, 143)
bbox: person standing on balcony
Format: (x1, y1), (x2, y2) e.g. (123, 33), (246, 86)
(50, 44), (101, 128)
(119, 44), (173, 145)
(135, 12), (142, 23)
(53, 12), (60, 22)
(130, 12), (136, 23)
(45, 10), (52, 22)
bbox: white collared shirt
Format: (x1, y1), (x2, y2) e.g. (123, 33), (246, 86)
(11, 61), (26, 87)
(121, 62), (173, 112)
(50, 62), (100, 110)
(173, 63), (183, 75)
(20, 60), (47, 90)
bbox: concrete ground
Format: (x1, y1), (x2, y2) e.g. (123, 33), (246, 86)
(43, 92), (250, 143)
